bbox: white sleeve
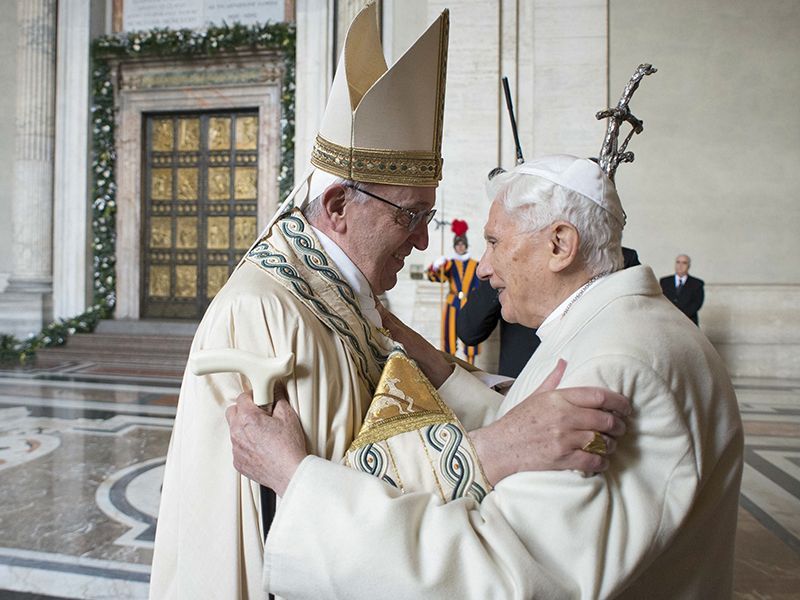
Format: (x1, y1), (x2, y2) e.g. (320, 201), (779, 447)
(436, 365), (505, 429)
(265, 456), (574, 600)
(264, 356), (702, 600)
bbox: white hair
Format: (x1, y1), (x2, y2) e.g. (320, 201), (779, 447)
(301, 177), (368, 222)
(486, 170), (624, 275)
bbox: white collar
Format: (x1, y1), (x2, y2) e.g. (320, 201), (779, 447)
(452, 251), (471, 261)
(536, 275), (607, 341)
(311, 226), (382, 329)
(675, 274), (687, 284)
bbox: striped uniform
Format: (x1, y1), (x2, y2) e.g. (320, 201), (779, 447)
(427, 257), (481, 363)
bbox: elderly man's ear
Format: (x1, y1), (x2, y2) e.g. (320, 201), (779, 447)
(547, 221), (581, 273)
(320, 184), (349, 233)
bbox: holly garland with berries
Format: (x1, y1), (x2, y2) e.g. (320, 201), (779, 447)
(0, 22), (295, 363)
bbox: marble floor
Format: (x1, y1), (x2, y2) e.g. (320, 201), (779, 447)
(0, 366), (798, 599)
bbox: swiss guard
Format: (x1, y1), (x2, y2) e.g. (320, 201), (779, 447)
(427, 219), (481, 363)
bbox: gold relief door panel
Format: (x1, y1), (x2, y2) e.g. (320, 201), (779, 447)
(142, 111), (260, 319)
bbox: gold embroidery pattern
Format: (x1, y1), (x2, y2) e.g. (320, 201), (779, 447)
(383, 439), (407, 495)
(416, 429), (446, 503)
(311, 134), (442, 186)
(344, 351), (492, 503)
(348, 352), (454, 451)
(246, 212), (393, 389)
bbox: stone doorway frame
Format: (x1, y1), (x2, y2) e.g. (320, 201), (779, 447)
(112, 51), (284, 320)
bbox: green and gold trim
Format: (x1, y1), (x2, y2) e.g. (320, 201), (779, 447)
(311, 134), (442, 187)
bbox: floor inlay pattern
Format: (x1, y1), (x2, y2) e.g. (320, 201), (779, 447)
(734, 383), (800, 598)
(0, 370), (797, 598)
(0, 374), (175, 599)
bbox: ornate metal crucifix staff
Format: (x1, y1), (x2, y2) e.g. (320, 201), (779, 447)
(595, 63), (657, 181)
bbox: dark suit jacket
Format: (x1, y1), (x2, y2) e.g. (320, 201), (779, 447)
(455, 247), (641, 376)
(659, 274), (705, 325)
(456, 278), (540, 377)
(622, 246), (641, 269)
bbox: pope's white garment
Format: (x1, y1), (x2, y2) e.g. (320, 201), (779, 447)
(150, 214), (393, 599)
(264, 265), (743, 599)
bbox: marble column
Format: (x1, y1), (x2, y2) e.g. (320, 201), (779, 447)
(294, 0), (333, 181)
(383, 1), (609, 371)
(53, 0), (90, 319)
(335, 0), (372, 58)
(0, 0), (57, 337)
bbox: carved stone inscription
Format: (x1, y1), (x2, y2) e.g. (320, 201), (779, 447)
(123, 0), (284, 31)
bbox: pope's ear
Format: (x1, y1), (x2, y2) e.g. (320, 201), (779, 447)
(547, 221), (580, 273)
(320, 184), (349, 233)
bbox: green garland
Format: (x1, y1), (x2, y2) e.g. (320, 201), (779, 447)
(0, 22), (295, 364)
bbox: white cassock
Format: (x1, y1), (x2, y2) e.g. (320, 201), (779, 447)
(150, 212), (394, 599)
(263, 265), (744, 599)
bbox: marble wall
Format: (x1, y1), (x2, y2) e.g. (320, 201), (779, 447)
(0, 1), (19, 280)
(0, 0), (796, 379)
(609, 0), (800, 378)
(381, 0), (800, 379)
(384, 0), (610, 370)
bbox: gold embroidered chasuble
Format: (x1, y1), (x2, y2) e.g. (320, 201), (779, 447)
(150, 210), (395, 600)
(151, 210), (489, 599)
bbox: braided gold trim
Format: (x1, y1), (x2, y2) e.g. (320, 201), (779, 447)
(311, 134), (442, 186)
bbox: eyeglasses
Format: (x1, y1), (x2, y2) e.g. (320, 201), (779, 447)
(344, 184), (436, 232)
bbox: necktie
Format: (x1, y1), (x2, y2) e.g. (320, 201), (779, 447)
(676, 279), (684, 295)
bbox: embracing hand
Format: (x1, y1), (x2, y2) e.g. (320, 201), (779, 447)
(225, 384), (308, 496)
(469, 359), (631, 485)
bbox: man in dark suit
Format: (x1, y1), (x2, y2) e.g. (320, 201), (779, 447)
(660, 254), (704, 325)
(456, 277), (539, 377)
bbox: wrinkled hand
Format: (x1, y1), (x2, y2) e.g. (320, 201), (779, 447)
(376, 300), (453, 387)
(470, 359), (631, 485)
(224, 383), (308, 496)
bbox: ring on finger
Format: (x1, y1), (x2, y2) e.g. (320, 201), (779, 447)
(582, 431), (608, 456)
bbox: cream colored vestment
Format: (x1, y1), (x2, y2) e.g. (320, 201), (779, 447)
(264, 266), (743, 599)
(150, 213), (393, 599)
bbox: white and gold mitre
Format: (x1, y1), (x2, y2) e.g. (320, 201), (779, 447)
(259, 3), (449, 236)
(311, 3), (449, 188)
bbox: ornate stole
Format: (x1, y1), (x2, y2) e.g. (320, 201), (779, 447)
(245, 211), (490, 503)
(344, 351), (492, 503)
(245, 210), (395, 390)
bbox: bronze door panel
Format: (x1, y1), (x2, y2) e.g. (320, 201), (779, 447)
(142, 111), (260, 319)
